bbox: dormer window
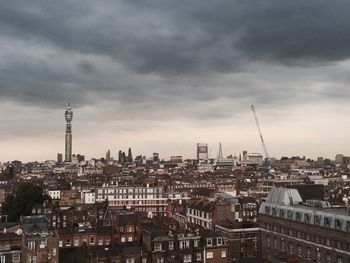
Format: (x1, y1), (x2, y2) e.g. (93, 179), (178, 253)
(279, 209), (285, 218)
(295, 212), (302, 222)
(314, 215), (321, 225)
(217, 238), (223, 246)
(335, 219), (342, 230)
(206, 238), (212, 247)
(265, 206), (270, 214)
(324, 217), (331, 227)
(304, 213), (311, 223)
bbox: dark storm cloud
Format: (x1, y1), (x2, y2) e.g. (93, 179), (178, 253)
(1, 0), (350, 110)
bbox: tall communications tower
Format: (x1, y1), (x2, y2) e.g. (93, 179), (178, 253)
(64, 103), (73, 163)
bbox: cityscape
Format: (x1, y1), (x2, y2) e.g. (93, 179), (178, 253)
(1, 1), (350, 263)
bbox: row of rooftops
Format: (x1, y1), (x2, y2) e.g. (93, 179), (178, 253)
(260, 187), (350, 232)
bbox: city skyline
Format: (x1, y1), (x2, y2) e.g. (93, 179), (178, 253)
(2, 1), (350, 161)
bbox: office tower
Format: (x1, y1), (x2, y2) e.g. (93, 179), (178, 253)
(153, 153), (160, 162)
(197, 143), (208, 161)
(128, 147), (133, 163)
(242, 150), (248, 161)
(217, 142), (223, 159)
(57, 153), (63, 163)
(118, 150), (123, 163)
(64, 103), (73, 163)
(106, 149), (111, 162)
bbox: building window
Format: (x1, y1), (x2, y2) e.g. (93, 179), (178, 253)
(335, 219), (342, 230)
(98, 238), (103, 245)
(28, 241), (36, 250)
(304, 213), (311, 223)
(217, 238), (223, 246)
(326, 253), (332, 263)
(221, 250), (227, 258)
(206, 252), (213, 259)
(206, 238), (212, 246)
(12, 254), (20, 263)
(90, 237), (95, 245)
(66, 239), (71, 246)
(154, 242), (162, 251)
(169, 241), (174, 250)
(324, 217), (331, 227)
(281, 239), (285, 251)
(266, 236), (271, 246)
(74, 239), (79, 247)
(128, 237), (133, 242)
(297, 244), (302, 256)
(337, 256), (343, 263)
(316, 250), (321, 263)
(306, 247), (311, 259)
(121, 237), (126, 243)
(156, 257), (164, 263)
(126, 258), (135, 263)
(0, 256), (5, 263)
(289, 242), (293, 254)
(183, 254), (192, 263)
(196, 253), (201, 261)
(180, 240), (190, 249)
(29, 256), (37, 263)
(194, 239), (199, 248)
(273, 238), (278, 248)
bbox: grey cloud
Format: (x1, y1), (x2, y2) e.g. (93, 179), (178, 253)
(1, 0), (350, 114)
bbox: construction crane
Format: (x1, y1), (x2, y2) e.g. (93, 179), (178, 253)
(251, 104), (270, 176)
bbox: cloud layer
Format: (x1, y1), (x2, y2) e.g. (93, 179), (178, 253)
(1, 0), (350, 161)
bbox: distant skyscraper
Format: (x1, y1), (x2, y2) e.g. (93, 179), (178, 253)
(217, 142), (223, 159)
(128, 147), (133, 163)
(153, 153), (160, 162)
(197, 143), (208, 161)
(64, 103), (73, 162)
(57, 153), (63, 163)
(106, 149), (111, 162)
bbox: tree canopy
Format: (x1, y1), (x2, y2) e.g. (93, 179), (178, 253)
(2, 183), (50, 222)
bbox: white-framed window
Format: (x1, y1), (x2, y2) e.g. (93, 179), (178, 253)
(196, 253), (201, 261)
(13, 253), (20, 263)
(169, 241), (174, 250)
(194, 239), (199, 248)
(206, 238), (212, 246)
(128, 237), (133, 242)
(297, 244), (302, 256)
(0, 256), (5, 263)
(217, 238), (223, 246)
(180, 240), (189, 249)
(306, 247), (311, 259)
(154, 242), (162, 251)
(59, 240), (63, 247)
(206, 252), (213, 259)
(29, 256), (37, 263)
(221, 250), (227, 258)
(126, 258), (135, 263)
(156, 257), (164, 263)
(121, 237), (126, 243)
(90, 237), (95, 245)
(183, 254), (192, 263)
(28, 241), (36, 250)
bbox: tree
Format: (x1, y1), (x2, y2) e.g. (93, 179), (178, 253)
(2, 183), (50, 222)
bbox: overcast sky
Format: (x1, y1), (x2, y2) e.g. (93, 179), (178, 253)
(1, 0), (350, 162)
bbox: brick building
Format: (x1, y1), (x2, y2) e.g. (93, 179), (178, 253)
(259, 187), (350, 263)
